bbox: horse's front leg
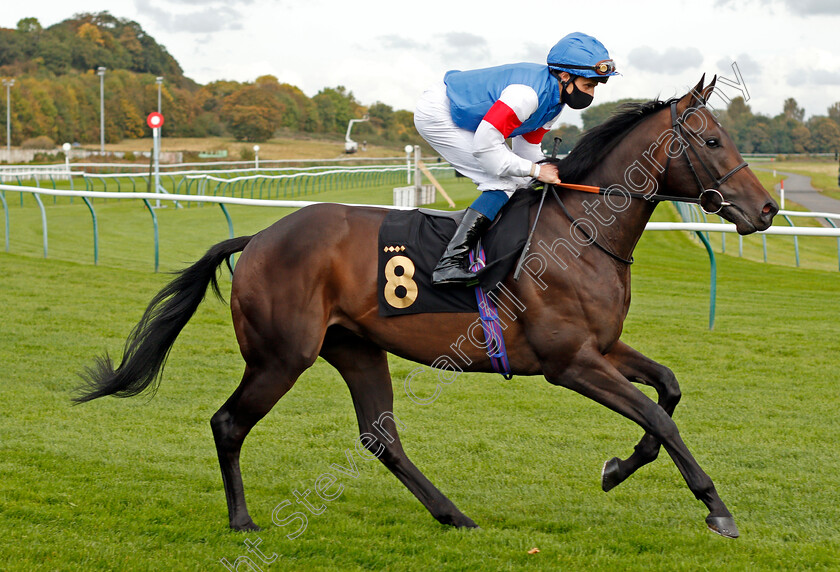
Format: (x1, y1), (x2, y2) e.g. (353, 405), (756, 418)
(543, 348), (738, 538)
(600, 340), (681, 492)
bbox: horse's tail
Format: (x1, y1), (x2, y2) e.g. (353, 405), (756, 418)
(74, 235), (254, 404)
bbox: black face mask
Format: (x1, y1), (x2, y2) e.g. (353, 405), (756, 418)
(561, 79), (594, 109)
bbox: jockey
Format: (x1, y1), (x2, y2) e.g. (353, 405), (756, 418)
(414, 32), (618, 286)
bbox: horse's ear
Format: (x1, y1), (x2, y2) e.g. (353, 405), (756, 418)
(699, 74), (717, 104)
(678, 74), (707, 109)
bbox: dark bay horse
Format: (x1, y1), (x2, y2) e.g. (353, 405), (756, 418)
(77, 76), (777, 538)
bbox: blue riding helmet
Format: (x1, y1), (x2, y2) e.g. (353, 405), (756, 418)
(547, 32), (618, 78)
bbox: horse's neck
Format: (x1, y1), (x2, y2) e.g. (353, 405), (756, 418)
(570, 130), (665, 260)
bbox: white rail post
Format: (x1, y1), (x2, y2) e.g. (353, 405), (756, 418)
(413, 145), (421, 192)
(153, 126), (161, 207)
(780, 179), (785, 210)
(404, 145), (413, 184)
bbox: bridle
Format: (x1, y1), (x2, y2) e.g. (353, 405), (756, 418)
(662, 100), (749, 215)
(514, 101), (751, 274)
(552, 100), (750, 215)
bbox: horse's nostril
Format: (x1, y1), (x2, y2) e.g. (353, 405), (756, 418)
(762, 202), (778, 217)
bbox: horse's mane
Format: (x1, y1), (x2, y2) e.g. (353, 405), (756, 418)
(556, 98), (679, 182)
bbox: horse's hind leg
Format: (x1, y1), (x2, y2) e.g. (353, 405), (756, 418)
(211, 360), (306, 531)
(320, 327), (478, 528)
(601, 340), (682, 491)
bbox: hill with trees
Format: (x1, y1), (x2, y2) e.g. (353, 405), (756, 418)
(0, 12), (416, 148)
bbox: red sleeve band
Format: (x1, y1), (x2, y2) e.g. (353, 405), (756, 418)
(482, 100), (523, 138)
(521, 128), (549, 145)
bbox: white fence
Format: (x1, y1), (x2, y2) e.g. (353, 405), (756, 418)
(0, 165), (73, 183)
(4, 184), (840, 327)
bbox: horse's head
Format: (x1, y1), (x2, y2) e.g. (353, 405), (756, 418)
(664, 75), (777, 234)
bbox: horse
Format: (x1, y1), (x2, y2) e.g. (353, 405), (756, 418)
(76, 76), (777, 538)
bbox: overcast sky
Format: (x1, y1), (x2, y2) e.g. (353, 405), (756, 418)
(3, 0), (840, 127)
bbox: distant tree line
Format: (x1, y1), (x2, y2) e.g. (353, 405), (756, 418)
(716, 97), (840, 154)
(2, 12), (838, 154)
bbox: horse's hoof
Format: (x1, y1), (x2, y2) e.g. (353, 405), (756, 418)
(443, 513), (479, 529)
(601, 457), (622, 492)
(705, 515), (739, 538)
(230, 519), (261, 532)
(455, 516), (479, 529)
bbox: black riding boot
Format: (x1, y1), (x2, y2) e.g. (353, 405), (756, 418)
(431, 208), (492, 286)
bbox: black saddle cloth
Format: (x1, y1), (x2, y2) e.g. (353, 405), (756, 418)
(377, 189), (536, 316)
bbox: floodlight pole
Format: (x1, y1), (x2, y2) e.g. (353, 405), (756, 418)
(155, 76), (163, 137)
(155, 76), (163, 113)
(2, 78), (14, 154)
(97, 67), (106, 154)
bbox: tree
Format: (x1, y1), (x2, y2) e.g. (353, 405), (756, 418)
(783, 97), (805, 122)
(727, 97), (752, 121)
(366, 102), (394, 140)
(312, 86), (362, 133)
(392, 110), (417, 142)
(581, 98), (646, 131)
(221, 84), (282, 142)
(719, 97), (755, 151)
(744, 116), (773, 153)
(769, 115), (798, 154)
(547, 124), (581, 154)
(828, 102), (840, 126)
(808, 116), (840, 153)
(119, 96), (145, 139)
(791, 124), (811, 153)
(0, 29), (24, 66)
(16, 17), (42, 35)
(76, 22), (104, 46)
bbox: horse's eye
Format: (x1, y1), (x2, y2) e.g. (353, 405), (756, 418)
(706, 138), (720, 148)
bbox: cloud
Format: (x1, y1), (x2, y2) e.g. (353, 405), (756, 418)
(787, 68), (840, 85)
(627, 46), (704, 74)
(435, 32), (489, 61)
(376, 32), (489, 68)
(439, 32), (487, 50)
(378, 35), (428, 51)
(168, 0), (255, 4)
(520, 42), (548, 64)
(435, 32), (490, 66)
(715, 0), (840, 15)
(716, 53), (762, 81)
(134, 0), (247, 33)
(788, 0), (840, 13)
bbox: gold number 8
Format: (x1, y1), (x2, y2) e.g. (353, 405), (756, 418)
(384, 255), (418, 309)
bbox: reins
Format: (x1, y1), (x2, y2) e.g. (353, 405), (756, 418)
(551, 187), (635, 265)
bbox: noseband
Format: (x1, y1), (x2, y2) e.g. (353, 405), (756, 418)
(663, 100), (748, 214)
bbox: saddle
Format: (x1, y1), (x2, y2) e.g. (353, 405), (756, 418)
(377, 189), (536, 317)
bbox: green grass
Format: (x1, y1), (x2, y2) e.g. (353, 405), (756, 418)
(1, 176), (840, 570)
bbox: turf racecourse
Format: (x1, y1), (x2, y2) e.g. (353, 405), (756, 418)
(1, 182), (840, 571)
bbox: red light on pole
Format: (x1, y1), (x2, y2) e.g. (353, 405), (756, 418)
(147, 112), (164, 129)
